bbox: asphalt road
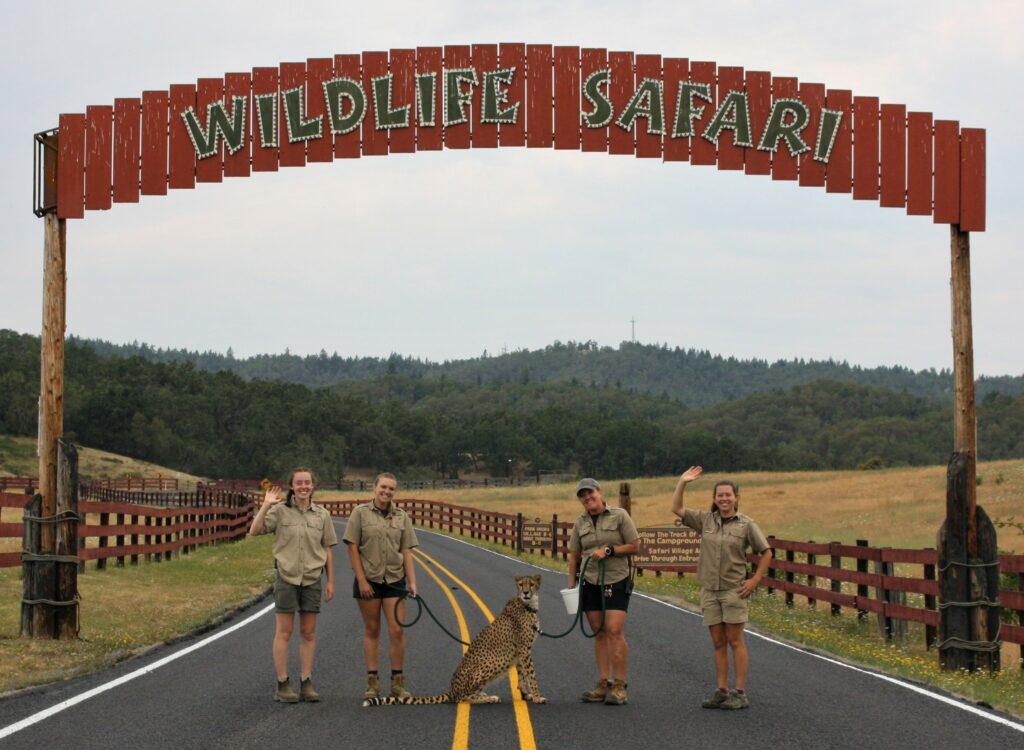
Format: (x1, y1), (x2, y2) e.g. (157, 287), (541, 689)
(1, 523), (1022, 749)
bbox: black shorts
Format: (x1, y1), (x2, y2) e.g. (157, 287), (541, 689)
(580, 578), (631, 612)
(352, 576), (409, 599)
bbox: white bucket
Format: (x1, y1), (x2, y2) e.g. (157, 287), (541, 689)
(560, 586), (579, 616)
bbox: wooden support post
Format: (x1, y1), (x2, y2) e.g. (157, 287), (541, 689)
(618, 482), (631, 515)
(54, 438), (79, 639)
(807, 541), (817, 609)
(830, 542), (842, 616)
(856, 540), (869, 620)
(924, 553), (937, 649)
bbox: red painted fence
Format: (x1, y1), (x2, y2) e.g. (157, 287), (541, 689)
(51, 46), (984, 232)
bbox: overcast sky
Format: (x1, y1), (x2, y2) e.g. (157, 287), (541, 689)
(2, 1), (1020, 375)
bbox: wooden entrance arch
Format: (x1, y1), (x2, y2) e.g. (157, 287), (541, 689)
(31, 45), (993, 669)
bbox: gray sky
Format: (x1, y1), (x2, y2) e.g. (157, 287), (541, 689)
(3, 1), (1020, 374)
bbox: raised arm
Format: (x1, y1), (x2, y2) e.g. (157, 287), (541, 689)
(249, 486), (284, 535)
(670, 466), (703, 519)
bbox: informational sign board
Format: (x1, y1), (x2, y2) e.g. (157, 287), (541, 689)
(521, 521), (553, 550)
(635, 527), (701, 566)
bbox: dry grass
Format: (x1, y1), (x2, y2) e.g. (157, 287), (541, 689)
(321, 459), (1024, 553)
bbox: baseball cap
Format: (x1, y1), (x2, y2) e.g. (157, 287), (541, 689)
(575, 478), (601, 496)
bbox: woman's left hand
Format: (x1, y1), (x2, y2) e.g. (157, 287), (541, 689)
(738, 579), (758, 598)
(325, 581), (334, 601)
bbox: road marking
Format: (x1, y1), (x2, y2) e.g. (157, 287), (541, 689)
(414, 548), (539, 750)
(412, 552), (473, 750)
(419, 530), (1024, 734)
(0, 602), (276, 741)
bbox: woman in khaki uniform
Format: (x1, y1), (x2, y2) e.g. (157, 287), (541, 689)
(249, 468), (337, 703)
(343, 472), (418, 700)
(671, 466), (772, 710)
(567, 478), (641, 705)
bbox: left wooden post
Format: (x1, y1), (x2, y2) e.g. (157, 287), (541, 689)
(22, 209), (75, 638)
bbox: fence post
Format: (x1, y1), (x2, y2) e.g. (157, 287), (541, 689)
(875, 555), (894, 640)
(54, 439), (78, 639)
(807, 541), (817, 609)
(785, 548), (795, 607)
(516, 513), (523, 553)
(830, 542), (842, 616)
(116, 511), (125, 567)
(97, 512), (109, 570)
(551, 514), (558, 559)
(618, 483), (631, 515)
(765, 535), (776, 596)
(924, 551), (936, 649)
(130, 508), (139, 566)
(856, 539), (869, 620)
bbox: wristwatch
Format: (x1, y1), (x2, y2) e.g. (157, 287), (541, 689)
(605, 545), (614, 557)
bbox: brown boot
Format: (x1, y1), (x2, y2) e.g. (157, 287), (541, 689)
(390, 673), (411, 699)
(581, 679), (612, 703)
(299, 677), (321, 702)
(363, 673), (380, 701)
(604, 679), (628, 705)
(275, 678), (299, 703)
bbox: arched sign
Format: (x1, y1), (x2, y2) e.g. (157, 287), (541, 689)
(47, 44), (984, 230)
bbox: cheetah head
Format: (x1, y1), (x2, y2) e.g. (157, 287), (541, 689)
(515, 574), (541, 611)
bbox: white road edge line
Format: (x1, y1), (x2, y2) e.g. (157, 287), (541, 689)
(0, 602), (275, 740)
(423, 528), (1024, 734)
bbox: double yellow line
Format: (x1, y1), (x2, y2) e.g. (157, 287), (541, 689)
(411, 548), (538, 750)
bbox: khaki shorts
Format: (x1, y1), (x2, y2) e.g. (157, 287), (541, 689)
(701, 587), (748, 626)
(274, 574), (323, 613)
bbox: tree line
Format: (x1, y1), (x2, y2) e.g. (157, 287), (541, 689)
(2, 329), (1022, 482)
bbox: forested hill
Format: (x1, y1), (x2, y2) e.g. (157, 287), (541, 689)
(73, 337), (1024, 407)
(2, 330), (1023, 481)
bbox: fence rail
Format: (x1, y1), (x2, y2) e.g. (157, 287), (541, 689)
(0, 476), (178, 492)
(1, 486), (257, 569)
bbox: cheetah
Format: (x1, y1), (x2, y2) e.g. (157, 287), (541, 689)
(363, 574), (547, 706)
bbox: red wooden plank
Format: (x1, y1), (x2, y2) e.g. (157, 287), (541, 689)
(580, 48), (608, 153)
(195, 78), (224, 183)
(824, 88), (852, 193)
(112, 100), (140, 203)
(770, 76), (798, 181)
(1002, 623), (1024, 645)
(634, 54), (662, 159)
(960, 128), (986, 231)
(334, 54), (363, 158)
(526, 44), (553, 148)
(1003, 554), (1024, 573)
(279, 62), (307, 166)
(716, 65), (745, 170)
(224, 72), (252, 177)
(472, 43), (499, 148)
(744, 70), (771, 175)
(663, 57), (689, 162)
(933, 119), (960, 224)
(140, 91), (169, 194)
(906, 111), (932, 216)
(689, 61), (717, 166)
(0, 552), (20, 569)
(306, 57), (335, 162)
(499, 42), (526, 147)
(879, 103), (906, 207)
(168, 84), (196, 189)
(251, 66), (279, 172)
(57, 113), (86, 219)
(852, 96), (879, 200)
(388, 49), (416, 154)
(85, 105), (113, 210)
(798, 82), (825, 186)
(608, 50), (634, 155)
(443, 45), (472, 150)
(553, 45), (580, 150)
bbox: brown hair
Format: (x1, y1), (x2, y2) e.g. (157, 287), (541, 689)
(710, 480), (739, 512)
(285, 467), (317, 504)
(374, 472), (397, 487)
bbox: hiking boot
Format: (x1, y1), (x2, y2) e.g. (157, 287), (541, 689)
(701, 687), (729, 709)
(390, 673), (411, 700)
(275, 678), (299, 703)
(363, 674), (380, 701)
(581, 679), (612, 703)
(720, 689), (749, 710)
(299, 677), (321, 702)
(604, 679), (628, 705)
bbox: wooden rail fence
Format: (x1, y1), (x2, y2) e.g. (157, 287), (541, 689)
(0, 476), (179, 492)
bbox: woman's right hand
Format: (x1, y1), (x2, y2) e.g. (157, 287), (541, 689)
(263, 486), (285, 505)
(358, 579), (375, 599)
(679, 466), (703, 484)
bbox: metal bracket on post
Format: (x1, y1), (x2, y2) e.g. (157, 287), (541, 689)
(34, 127), (58, 217)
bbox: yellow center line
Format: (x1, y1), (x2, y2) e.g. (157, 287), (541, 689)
(413, 548), (539, 750)
(413, 554), (473, 750)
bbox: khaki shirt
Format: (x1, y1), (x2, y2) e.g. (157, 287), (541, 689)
(568, 506), (639, 585)
(680, 509), (770, 591)
(259, 501), (338, 586)
(343, 502), (418, 584)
